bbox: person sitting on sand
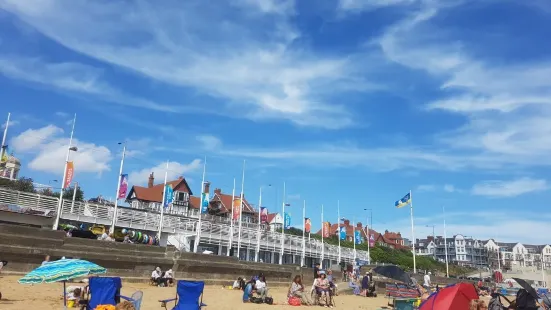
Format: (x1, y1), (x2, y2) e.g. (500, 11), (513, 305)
(164, 268), (174, 287)
(151, 267), (162, 286)
(65, 286), (83, 304)
(233, 277), (243, 290)
(288, 275), (313, 306)
(243, 279), (255, 303)
(255, 275), (269, 301)
(315, 273), (333, 308)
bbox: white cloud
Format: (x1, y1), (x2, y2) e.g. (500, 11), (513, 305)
(338, 0), (416, 13)
(2, 120), (19, 129)
(471, 177), (548, 198)
(416, 184), (436, 192)
(0, 0), (375, 129)
(10, 125), (112, 175)
(55, 111), (69, 118)
(128, 159), (203, 187)
(416, 184), (458, 193)
(443, 184), (456, 193)
(195, 135), (222, 151)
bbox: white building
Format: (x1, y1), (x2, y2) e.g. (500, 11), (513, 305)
(484, 240), (551, 270)
(415, 238), (436, 257)
(429, 234), (488, 268)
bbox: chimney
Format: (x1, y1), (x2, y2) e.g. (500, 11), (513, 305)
(214, 188), (222, 195)
(178, 176), (183, 180)
(344, 220), (350, 226)
(356, 222), (362, 228)
(204, 182), (211, 194)
(148, 172), (154, 188)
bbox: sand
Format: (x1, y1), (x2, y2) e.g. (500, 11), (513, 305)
(0, 275), (392, 309)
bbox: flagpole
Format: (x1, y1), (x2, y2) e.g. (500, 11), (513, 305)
(443, 206), (449, 278)
(410, 190), (417, 274)
(109, 142), (126, 234)
(236, 160), (246, 259)
(301, 200), (306, 267)
(321, 204), (324, 269)
(353, 217), (357, 261)
(337, 200), (341, 263)
(157, 160), (169, 238)
(255, 186), (262, 262)
(0, 113), (9, 160)
(194, 157), (207, 253)
(53, 113), (76, 230)
(279, 181), (286, 264)
(366, 214), (371, 265)
(227, 178), (236, 256)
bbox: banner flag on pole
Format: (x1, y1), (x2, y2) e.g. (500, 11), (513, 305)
(118, 174), (128, 199)
(369, 233), (375, 247)
(260, 207), (268, 223)
(200, 192), (209, 214)
(394, 192), (411, 208)
(232, 198), (241, 220)
(355, 230), (362, 244)
(164, 184), (173, 208)
(322, 222), (331, 238)
(63, 161), (74, 189)
(339, 226), (346, 240)
(284, 212), (291, 229)
(304, 218), (311, 233)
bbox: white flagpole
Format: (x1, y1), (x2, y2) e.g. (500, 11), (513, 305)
(157, 160), (169, 238)
(279, 182), (286, 265)
(321, 204), (324, 268)
(53, 113), (76, 230)
(337, 200), (341, 263)
(0, 113), (9, 160)
(353, 217), (357, 261)
(194, 157), (207, 253)
(255, 186), (262, 262)
(227, 178), (236, 256)
(109, 142), (126, 234)
(237, 160), (246, 259)
(410, 190), (417, 274)
(443, 206), (449, 278)
(366, 215), (371, 265)
(301, 200), (306, 267)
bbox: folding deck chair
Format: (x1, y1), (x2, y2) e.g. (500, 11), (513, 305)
(159, 280), (207, 310)
(80, 277), (122, 310)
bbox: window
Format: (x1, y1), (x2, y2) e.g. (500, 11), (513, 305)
(175, 191), (188, 202)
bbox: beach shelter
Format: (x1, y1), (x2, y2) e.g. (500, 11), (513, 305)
(19, 258), (106, 309)
(419, 282), (479, 310)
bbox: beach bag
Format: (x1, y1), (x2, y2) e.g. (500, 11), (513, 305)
(265, 297), (274, 305)
(516, 289), (538, 309)
(288, 296), (301, 306)
(250, 296), (263, 304)
(488, 296), (507, 310)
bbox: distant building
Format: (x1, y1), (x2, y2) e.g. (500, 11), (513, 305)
(0, 154), (21, 180)
(433, 234), (488, 268)
(315, 219), (370, 243)
(209, 188), (257, 223)
(415, 236), (436, 257)
(266, 213), (283, 231)
(484, 240), (551, 271)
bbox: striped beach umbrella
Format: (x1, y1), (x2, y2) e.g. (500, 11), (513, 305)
(19, 258), (106, 284)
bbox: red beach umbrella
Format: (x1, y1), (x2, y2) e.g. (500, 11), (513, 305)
(419, 282), (479, 310)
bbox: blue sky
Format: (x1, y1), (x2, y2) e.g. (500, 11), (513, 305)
(1, 0), (551, 244)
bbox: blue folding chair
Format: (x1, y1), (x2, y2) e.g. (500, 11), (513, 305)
(159, 280), (207, 310)
(81, 277), (122, 310)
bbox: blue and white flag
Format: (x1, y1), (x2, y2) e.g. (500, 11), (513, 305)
(394, 192), (411, 208)
(164, 184), (173, 208)
(354, 230), (362, 244)
(200, 192), (209, 214)
(284, 212), (291, 229)
(339, 226), (346, 240)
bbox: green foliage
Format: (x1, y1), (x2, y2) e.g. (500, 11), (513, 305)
(0, 177), (35, 192)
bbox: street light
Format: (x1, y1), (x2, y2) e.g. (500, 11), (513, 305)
(364, 208), (372, 264)
(426, 225), (436, 260)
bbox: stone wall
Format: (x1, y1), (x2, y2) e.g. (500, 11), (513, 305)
(0, 224), (297, 286)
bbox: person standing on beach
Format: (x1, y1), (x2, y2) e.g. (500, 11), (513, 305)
(423, 272), (432, 292)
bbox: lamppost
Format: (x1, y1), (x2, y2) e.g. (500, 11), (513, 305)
(363, 208), (372, 264)
(426, 224), (436, 260)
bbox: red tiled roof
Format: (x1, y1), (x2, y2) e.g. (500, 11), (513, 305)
(189, 196), (200, 209)
(127, 177), (192, 202)
(266, 213), (278, 223)
(211, 190), (255, 214)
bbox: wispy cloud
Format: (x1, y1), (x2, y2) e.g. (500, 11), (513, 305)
(0, 0), (379, 129)
(416, 184), (458, 193)
(337, 0), (416, 13)
(471, 177), (549, 198)
(128, 159), (203, 186)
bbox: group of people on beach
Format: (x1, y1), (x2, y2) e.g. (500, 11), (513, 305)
(235, 272), (272, 304)
(150, 267), (174, 287)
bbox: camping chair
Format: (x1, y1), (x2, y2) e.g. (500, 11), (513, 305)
(121, 290), (143, 310)
(159, 280), (207, 310)
(80, 277), (122, 310)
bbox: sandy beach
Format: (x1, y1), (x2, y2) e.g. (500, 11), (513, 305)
(0, 275), (393, 309)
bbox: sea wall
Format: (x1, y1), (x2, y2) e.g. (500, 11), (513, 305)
(0, 224), (298, 287)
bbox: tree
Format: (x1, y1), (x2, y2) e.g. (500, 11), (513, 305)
(40, 185), (85, 201)
(0, 177), (35, 193)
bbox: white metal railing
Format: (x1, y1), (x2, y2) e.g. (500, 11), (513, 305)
(0, 187), (369, 263)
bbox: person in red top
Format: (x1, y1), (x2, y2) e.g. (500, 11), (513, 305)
(478, 280), (483, 288)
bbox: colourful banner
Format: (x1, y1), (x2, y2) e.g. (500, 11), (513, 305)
(200, 192), (209, 214)
(339, 226), (347, 240)
(355, 230), (362, 244)
(284, 212), (291, 229)
(322, 222), (331, 238)
(305, 218), (311, 233)
(164, 184), (173, 208)
(118, 174), (128, 199)
(369, 233), (375, 247)
(260, 207), (268, 223)
(395, 192), (411, 208)
(63, 161), (74, 189)
(232, 198), (241, 220)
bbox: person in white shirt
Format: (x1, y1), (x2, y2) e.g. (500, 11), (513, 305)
(255, 276), (269, 301)
(423, 272), (432, 292)
(164, 268), (174, 287)
(151, 267), (162, 286)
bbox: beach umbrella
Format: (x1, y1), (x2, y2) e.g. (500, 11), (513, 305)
(419, 282), (479, 310)
(19, 258), (106, 309)
(372, 265), (412, 284)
